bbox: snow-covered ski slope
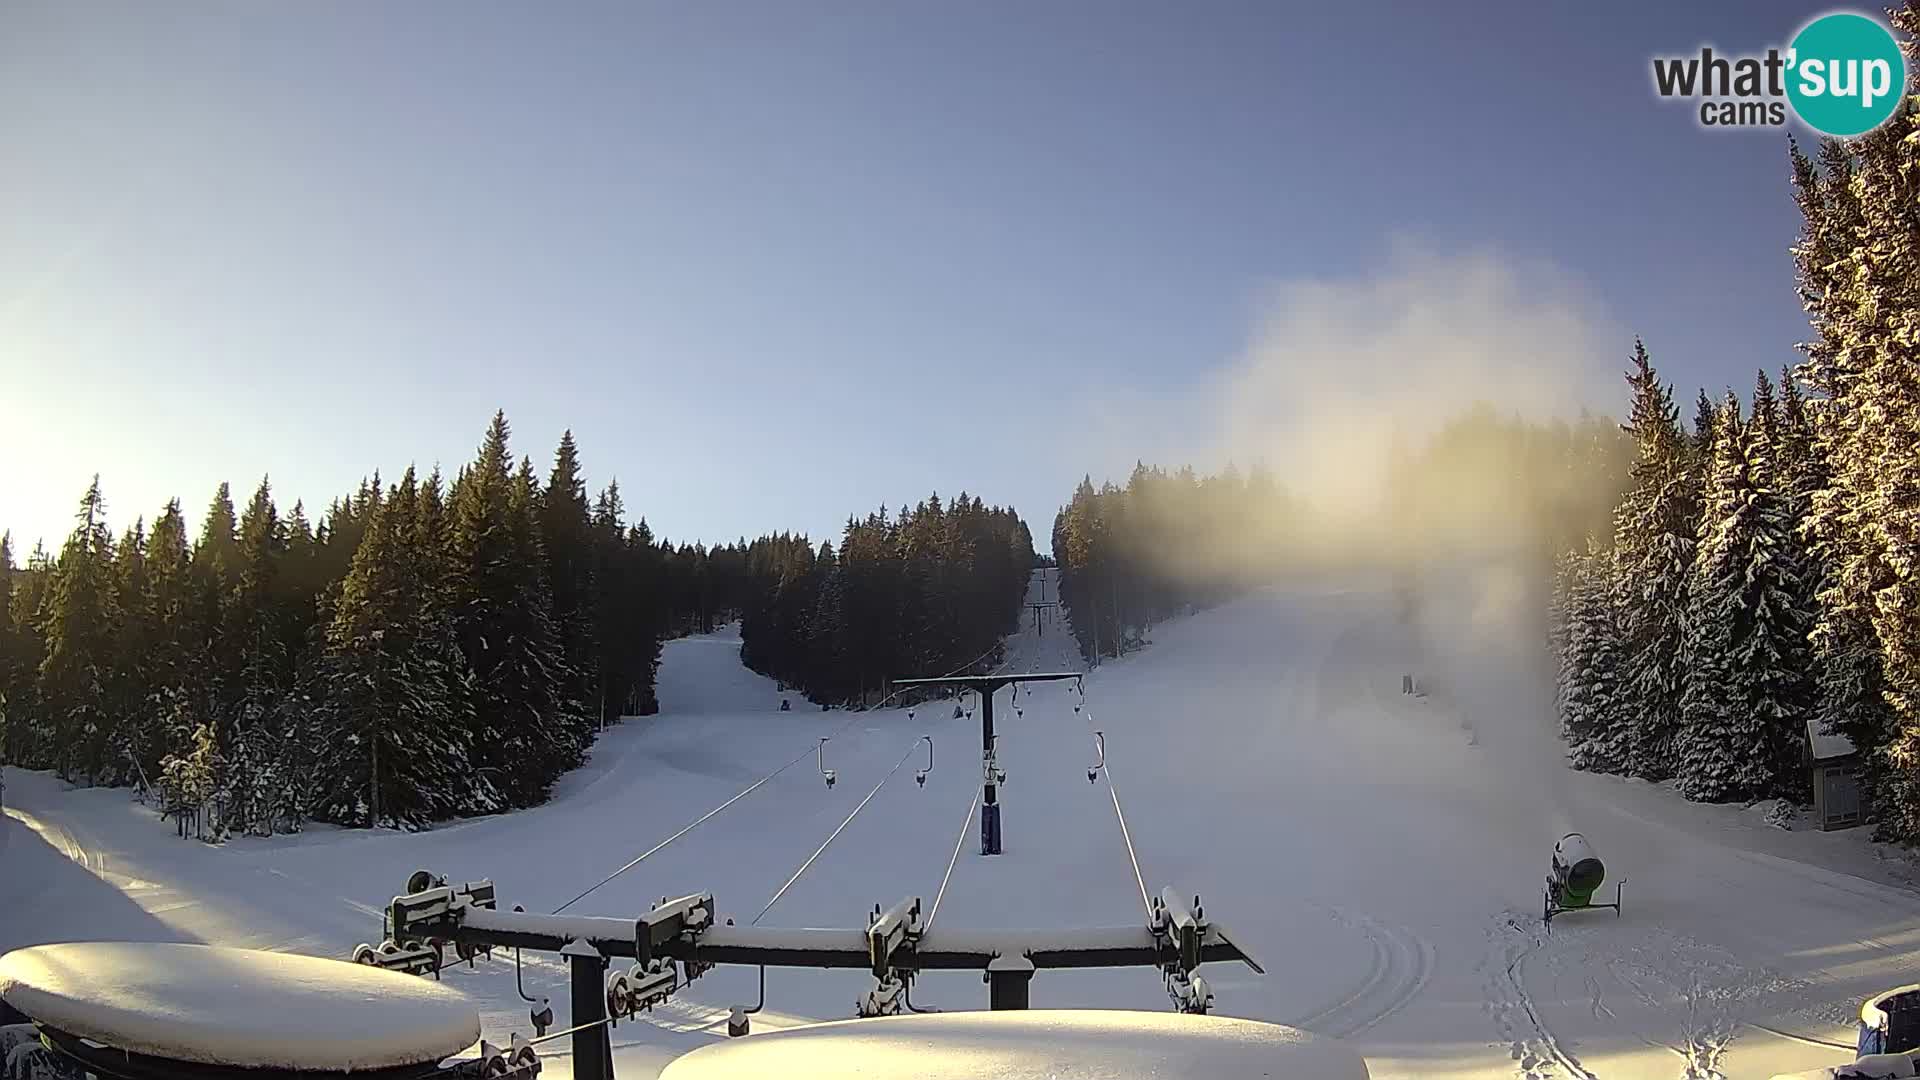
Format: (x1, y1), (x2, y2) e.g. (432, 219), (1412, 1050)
(6, 570), (1920, 1079)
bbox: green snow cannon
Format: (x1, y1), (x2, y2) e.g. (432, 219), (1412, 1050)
(1543, 832), (1622, 928)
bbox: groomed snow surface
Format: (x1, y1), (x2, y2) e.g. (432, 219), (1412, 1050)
(5, 567), (1920, 1079)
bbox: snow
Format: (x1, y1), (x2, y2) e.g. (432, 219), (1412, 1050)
(0, 942), (479, 1071)
(654, 1009), (1368, 1079)
(1774, 1054), (1920, 1079)
(3, 579), (1918, 1077)
(1810, 717), (1859, 762)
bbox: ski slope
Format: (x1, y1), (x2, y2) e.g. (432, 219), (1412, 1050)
(6, 568), (1920, 1078)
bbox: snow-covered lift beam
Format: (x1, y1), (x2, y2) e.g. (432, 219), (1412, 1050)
(367, 873), (1262, 1036)
(891, 672), (1082, 855)
(446, 906), (1260, 973)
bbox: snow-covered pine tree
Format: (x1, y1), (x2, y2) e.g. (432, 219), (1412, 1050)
(507, 453), (592, 794)
(108, 517), (151, 786)
(37, 478), (119, 783)
(1677, 394), (1772, 801)
(1790, 133), (1899, 830)
(1839, 64), (1920, 836)
(447, 421), (587, 813)
(541, 431), (598, 713)
(318, 468), (478, 827)
(1612, 341), (1699, 781)
(1559, 542), (1629, 773)
(6, 543), (54, 769)
(141, 501), (196, 779)
(1550, 548), (1575, 702)
(223, 478), (290, 830)
(1742, 371), (1817, 797)
(0, 531), (15, 763)
(1692, 387), (1717, 460)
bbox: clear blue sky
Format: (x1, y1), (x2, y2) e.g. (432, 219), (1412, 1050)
(0, 1), (1830, 556)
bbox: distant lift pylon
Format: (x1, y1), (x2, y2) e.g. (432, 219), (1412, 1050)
(891, 672), (1083, 856)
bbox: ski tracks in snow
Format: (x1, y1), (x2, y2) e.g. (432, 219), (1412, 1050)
(1481, 913), (1598, 1080)
(1479, 912), (1814, 1080)
(1291, 905), (1435, 1039)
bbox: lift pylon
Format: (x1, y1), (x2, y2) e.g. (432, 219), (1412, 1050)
(891, 672), (1081, 855)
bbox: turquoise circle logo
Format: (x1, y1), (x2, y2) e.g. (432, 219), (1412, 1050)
(1787, 12), (1907, 136)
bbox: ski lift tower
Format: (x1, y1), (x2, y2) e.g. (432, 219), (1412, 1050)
(892, 671), (1081, 856)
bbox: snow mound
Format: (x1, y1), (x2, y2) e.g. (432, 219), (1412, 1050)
(657, 1009), (1368, 1079)
(0, 942), (479, 1071)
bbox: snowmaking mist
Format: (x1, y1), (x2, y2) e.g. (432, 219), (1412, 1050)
(1080, 245), (1626, 838)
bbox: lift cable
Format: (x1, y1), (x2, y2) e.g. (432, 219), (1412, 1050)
(551, 641), (1005, 916)
(926, 784), (982, 930)
(754, 739), (924, 925)
(553, 745), (817, 914)
(1076, 684), (1152, 919)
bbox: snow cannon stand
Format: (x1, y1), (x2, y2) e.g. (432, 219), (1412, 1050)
(1543, 832), (1623, 929)
(0, 941), (539, 1080)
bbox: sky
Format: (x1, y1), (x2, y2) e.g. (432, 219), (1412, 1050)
(0, 1), (1838, 557)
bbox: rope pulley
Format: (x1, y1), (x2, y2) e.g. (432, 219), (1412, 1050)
(818, 738), (836, 789)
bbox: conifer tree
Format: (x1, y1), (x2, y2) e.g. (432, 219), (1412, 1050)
(1743, 370), (1818, 795)
(142, 501), (197, 775)
(109, 517), (153, 784)
(38, 478), (119, 782)
(1558, 543), (1629, 773)
(319, 468), (480, 826)
(541, 432), (597, 705)
(448, 416), (584, 809)
(1612, 340), (1698, 781)
(1677, 396), (1773, 801)
(0, 531), (19, 766)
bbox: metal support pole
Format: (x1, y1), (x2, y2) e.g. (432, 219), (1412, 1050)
(980, 686), (1000, 855)
(987, 956), (1034, 1010)
(563, 939), (611, 1080)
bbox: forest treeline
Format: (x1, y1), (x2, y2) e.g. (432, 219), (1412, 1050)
(1554, 33), (1920, 840)
(1050, 464), (1289, 662)
(735, 499), (1035, 703)
(1051, 410), (1631, 667)
(0, 414), (1034, 833)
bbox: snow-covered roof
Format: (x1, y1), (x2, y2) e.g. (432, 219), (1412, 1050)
(658, 1010), (1369, 1079)
(0, 942), (479, 1072)
(1808, 718), (1858, 761)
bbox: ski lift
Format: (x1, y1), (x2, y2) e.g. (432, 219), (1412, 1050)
(818, 738), (836, 789)
(1088, 731), (1105, 784)
(915, 736), (934, 787)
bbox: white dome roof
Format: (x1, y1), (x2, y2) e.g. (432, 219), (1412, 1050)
(0, 942), (480, 1072)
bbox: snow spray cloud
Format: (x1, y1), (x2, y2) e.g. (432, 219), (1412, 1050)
(1234, 246), (1616, 833)
(1075, 246), (1619, 832)
(1204, 247), (1619, 836)
(1221, 247), (1608, 518)
(1092, 244), (1624, 583)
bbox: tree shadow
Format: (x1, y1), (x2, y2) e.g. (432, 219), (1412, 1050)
(1, 813), (201, 954)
